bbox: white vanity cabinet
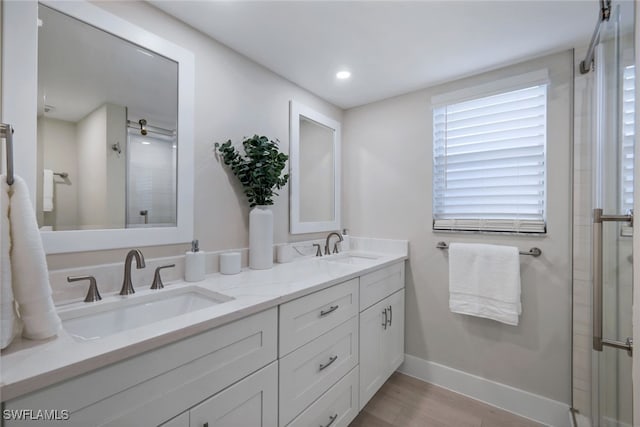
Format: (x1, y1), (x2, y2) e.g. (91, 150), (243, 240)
(3, 308), (278, 427)
(358, 264), (405, 410)
(3, 258), (407, 427)
(278, 260), (405, 426)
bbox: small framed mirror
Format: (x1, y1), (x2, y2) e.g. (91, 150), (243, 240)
(289, 101), (341, 234)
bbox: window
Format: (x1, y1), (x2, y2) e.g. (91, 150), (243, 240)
(433, 75), (548, 233)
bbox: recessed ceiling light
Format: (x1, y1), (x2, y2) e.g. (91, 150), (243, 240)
(336, 70), (351, 80)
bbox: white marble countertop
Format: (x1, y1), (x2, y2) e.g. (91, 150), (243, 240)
(0, 243), (407, 402)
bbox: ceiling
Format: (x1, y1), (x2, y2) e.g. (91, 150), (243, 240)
(151, 1), (599, 109)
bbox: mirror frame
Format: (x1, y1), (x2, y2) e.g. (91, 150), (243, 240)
(289, 100), (341, 234)
(2, 0), (195, 254)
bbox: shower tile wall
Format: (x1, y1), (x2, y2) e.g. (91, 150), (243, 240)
(573, 52), (594, 421)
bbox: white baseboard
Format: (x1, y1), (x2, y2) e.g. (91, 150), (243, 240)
(399, 354), (571, 427)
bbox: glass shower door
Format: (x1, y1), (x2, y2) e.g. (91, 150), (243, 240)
(593, 1), (635, 425)
(126, 128), (178, 228)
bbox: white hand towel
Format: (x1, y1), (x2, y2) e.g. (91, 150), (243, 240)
(449, 243), (521, 326)
(9, 176), (61, 340)
(43, 169), (53, 212)
(1, 176), (21, 349)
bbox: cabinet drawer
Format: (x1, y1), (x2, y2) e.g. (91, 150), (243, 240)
(190, 361), (278, 427)
(279, 316), (359, 427)
(287, 367), (359, 427)
(5, 308), (277, 427)
(279, 278), (359, 356)
(360, 262), (404, 311)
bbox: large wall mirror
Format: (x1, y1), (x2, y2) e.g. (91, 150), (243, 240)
(3, 1), (194, 253)
(289, 101), (341, 234)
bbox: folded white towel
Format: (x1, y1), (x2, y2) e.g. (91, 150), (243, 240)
(449, 243), (521, 326)
(9, 176), (61, 340)
(43, 169), (53, 212)
(1, 176), (21, 349)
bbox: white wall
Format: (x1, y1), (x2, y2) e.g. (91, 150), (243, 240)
(76, 104), (108, 228)
(37, 117), (79, 229)
(76, 102), (126, 229)
(105, 103), (126, 228)
(343, 50), (573, 403)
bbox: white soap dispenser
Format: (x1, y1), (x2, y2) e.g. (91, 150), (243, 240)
(185, 239), (205, 282)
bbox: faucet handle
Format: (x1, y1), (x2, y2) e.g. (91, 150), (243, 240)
(151, 264), (175, 290)
(313, 243), (322, 257)
(68, 275), (102, 303)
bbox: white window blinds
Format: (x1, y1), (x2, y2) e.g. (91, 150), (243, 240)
(433, 83), (547, 233)
(621, 65), (635, 216)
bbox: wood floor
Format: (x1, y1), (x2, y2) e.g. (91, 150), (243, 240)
(349, 373), (543, 427)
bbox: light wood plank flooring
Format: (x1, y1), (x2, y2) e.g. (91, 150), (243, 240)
(349, 373), (543, 427)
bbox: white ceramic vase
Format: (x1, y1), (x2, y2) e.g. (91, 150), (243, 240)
(249, 205), (274, 270)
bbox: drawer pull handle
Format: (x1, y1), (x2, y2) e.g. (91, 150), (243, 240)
(382, 308), (388, 329)
(388, 305), (392, 326)
(320, 305), (339, 317)
(320, 413), (338, 427)
(319, 355), (338, 371)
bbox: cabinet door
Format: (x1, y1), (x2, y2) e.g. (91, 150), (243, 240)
(189, 361), (277, 427)
(359, 298), (387, 410)
(383, 289), (405, 376)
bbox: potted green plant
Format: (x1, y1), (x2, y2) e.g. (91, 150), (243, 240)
(215, 135), (289, 270)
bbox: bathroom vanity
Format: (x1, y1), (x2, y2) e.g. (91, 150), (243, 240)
(1, 247), (407, 427)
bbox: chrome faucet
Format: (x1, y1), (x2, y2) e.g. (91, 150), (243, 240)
(324, 232), (344, 255)
(120, 249), (146, 295)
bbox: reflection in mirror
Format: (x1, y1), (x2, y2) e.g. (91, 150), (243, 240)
(299, 117), (335, 222)
(36, 4), (178, 231)
(290, 101), (341, 234)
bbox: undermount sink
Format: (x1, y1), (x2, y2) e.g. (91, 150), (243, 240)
(59, 286), (233, 342)
(322, 252), (381, 266)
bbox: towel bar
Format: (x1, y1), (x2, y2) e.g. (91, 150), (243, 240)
(436, 241), (542, 257)
(1, 123), (14, 185)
